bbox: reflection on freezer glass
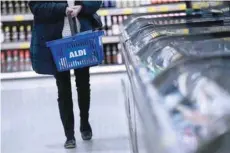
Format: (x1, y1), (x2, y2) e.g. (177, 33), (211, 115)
(145, 37), (230, 72)
(152, 57), (230, 153)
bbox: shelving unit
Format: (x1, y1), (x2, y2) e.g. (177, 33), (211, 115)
(1, 1), (189, 79)
(0, 65), (126, 80)
(1, 36), (120, 50)
(1, 3), (186, 22)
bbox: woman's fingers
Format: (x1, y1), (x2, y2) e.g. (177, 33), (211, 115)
(69, 5), (82, 17)
(66, 7), (74, 15)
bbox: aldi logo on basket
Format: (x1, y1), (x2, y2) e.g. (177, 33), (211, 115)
(69, 49), (87, 58)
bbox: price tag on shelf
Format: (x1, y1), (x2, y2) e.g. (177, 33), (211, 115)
(123, 8), (133, 15)
(159, 6), (169, 12)
(182, 29), (189, 35)
(178, 4), (186, 11)
(192, 2), (208, 9)
(147, 7), (156, 13)
(14, 15), (24, 21)
(97, 10), (109, 16)
(19, 42), (30, 49)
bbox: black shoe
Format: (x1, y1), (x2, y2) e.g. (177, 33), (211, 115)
(81, 131), (92, 140)
(80, 122), (92, 140)
(64, 139), (76, 149)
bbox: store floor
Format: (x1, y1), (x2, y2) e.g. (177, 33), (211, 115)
(1, 73), (130, 153)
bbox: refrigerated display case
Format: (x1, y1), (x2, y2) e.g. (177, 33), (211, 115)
(121, 3), (230, 153)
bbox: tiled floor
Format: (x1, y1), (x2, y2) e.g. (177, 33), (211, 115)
(1, 73), (130, 153)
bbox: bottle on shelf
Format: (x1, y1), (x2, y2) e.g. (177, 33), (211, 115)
(101, 16), (106, 27)
(112, 16), (120, 35)
(105, 45), (112, 64)
(110, 0), (116, 7)
(20, 1), (27, 14)
(121, 1), (128, 8)
(14, 0), (20, 14)
(12, 26), (18, 42)
(4, 26), (10, 42)
(103, 0), (110, 8)
(106, 15), (112, 27)
(1, 52), (6, 73)
(112, 44), (118, 64)
(8, 1), (14, 14)
(1, 1), (7, 15)
(25, 50), (32, 71)
(134, 0), (141, 7)
(123, 15), (128, 21)
(19, 50), (25, 71)
(19, 25), (25, 41)
(12, 50), (19, 72)
(127, 0), (134, 7)
(0, 23), (4, 43)
(6, 50), (12, 72)
(117, 44), (123, 64)
(118, 16), (123, 24)
(140, 0), (147, 6)
(116, 0), (122, 8)
(26, 25), (32, 40)
(106, 16), (112, 36)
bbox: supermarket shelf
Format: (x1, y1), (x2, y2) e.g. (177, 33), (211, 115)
(1, 41), (30, 50)
(191, 1), (224, 9)
(98, 2), (186, 16)
(1, 14), (33, 22)
(0, 65), (126, 80)
(1, 36), (120, 50)
(1, 3), (186, 22)
(102, 35), (120, 44)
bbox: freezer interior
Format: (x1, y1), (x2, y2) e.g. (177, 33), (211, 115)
(151, 56), (230, 153)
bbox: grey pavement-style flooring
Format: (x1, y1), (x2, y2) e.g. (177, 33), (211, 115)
(1, 73), (130, 153)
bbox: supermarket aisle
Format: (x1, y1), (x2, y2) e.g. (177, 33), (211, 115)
(1, 73), (130, 153)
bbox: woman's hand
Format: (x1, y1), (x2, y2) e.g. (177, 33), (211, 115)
(66, 5), (82, 17)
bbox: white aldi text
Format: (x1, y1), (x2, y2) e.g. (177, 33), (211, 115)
(69, 49), (87, 58)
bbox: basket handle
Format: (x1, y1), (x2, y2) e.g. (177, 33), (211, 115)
(68, 15), (78, 36)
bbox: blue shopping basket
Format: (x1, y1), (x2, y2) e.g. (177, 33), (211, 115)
(46, 16), (104, 72)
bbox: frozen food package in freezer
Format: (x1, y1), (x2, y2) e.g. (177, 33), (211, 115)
(151, 56), (230, 153)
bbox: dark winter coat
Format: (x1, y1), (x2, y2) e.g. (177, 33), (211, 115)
(29, 1), (102, 75)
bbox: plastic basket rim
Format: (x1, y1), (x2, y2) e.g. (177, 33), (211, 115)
(46, 30), (104, 47)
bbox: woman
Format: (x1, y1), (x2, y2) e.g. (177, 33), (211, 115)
(29, 1), (102, 149)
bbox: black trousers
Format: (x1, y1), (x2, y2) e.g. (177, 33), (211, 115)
(54, 67), (90, 140)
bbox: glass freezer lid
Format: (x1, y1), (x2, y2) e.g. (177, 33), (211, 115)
(125, 16), (230, 39)
(137, 31), (230, 61)
(145, 37), (230, 70)
(134, 26), (230, 56)
(150, 56), (230, 153)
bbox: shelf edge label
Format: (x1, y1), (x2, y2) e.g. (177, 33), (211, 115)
(97, 10), (109, 16)
(19, 43), (30, 49)
(14, 15), (24, 21)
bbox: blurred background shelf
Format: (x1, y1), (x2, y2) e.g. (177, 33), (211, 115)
(1, 36), (120, 50)
(0, 64), (126, 80)
(1, 14), (33, 22)
(1, 3), (186, 22)
(98, 3), (186, 16)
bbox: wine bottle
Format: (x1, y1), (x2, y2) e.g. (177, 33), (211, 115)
(1, 52), (6, 72)
(6, 50), (12, 72)
(4, 26), (10, 42)
(19, 25), (25, 41)
(26, 25), (32, 40)
(19, 50), (25, 71)
(112, 45), (118, 64)
(12, 50), (19, 72)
